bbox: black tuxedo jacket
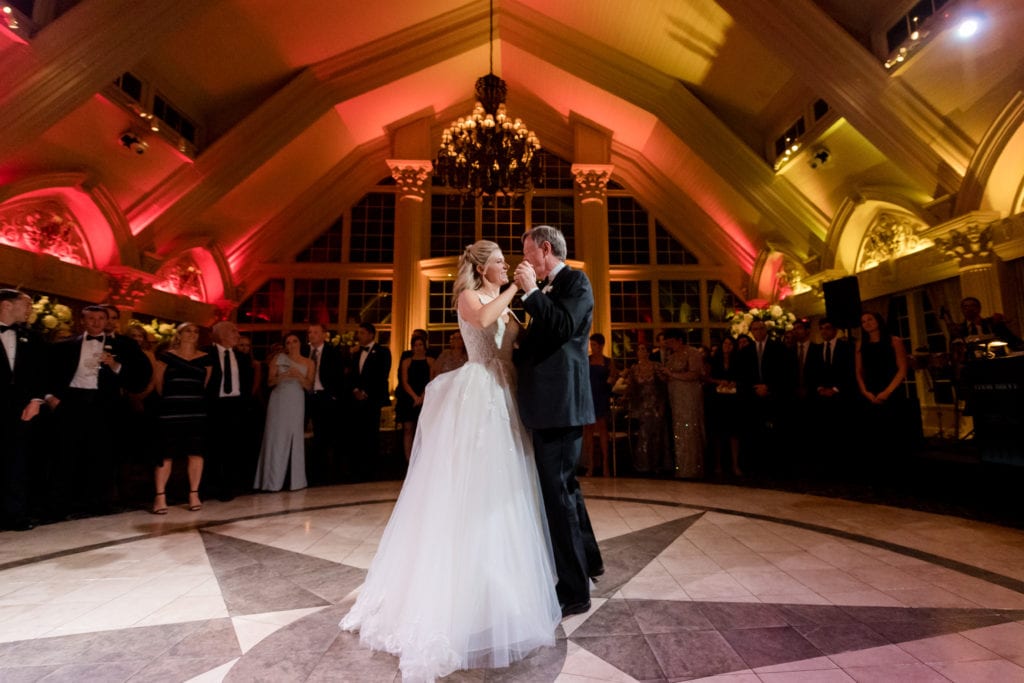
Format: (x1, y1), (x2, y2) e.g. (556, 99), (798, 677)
(303, 343), (347, 398)
(736, 339), (791, 398)
(351, 343), (391, 408)
(515, 265), (595, 430)
(0, 326), (47, 415)
(49, 333), (151, 400)
(204, 345), (255, 399)
(805, 338), (855, 397)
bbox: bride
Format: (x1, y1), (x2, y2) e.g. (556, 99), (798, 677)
(340, 240), (560, 681)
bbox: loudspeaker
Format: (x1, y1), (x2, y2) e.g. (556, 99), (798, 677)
(823, 276), (861, 329)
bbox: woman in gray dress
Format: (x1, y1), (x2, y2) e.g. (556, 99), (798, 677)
(254, 332), (314, 491)
(659, 329), (706, 479)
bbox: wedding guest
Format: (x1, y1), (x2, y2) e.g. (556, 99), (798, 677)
(236, 335), (263, 400)
(396, 334), (433, 461)
(152, 323), (212, 513)
(347, 322), (392, 481)
(950, 296), (1023, 349)
(707, 336), (742, 477)
(0, 290), (47, 530)
(659, 330), (705, 479)
(736, 320), (790, 472)
(625, 342), (669, 475)
(305, 323), (346, 484)
(203, 321), (257, 501)
(855, 311), (920, 458)
(430, 330), (467, 379)
(46, 305), (151, 517)
(582, 333), (615, 476)
(255, 332), (313, 491)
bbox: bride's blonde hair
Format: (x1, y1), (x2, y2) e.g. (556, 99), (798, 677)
(452, 240), (501, 309)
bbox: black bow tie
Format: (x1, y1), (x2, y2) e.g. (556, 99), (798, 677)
(86, 334), (104, 342)
(0, 324), (14, 333)
(361, 346), (371, 353)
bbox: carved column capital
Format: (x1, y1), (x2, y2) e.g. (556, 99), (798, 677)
(933, 224), (994, 267)
(386, 159), (433, 202)
(571, 164), (615, 205)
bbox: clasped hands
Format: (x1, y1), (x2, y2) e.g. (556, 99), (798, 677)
(513, 261), (538, 293)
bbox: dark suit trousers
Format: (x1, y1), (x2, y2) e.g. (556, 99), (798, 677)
(307, 391), (339, 484)
(1, 403), (34, 524)
(52, 389), (117, 514)
(205, 396), (256, 500)
(345, 399), (381, 482)
(532, 426), (602, 606)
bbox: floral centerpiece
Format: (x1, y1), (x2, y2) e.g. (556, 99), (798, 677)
(726, 304), (796, 342)
(330, 329), (358, 353)
(29, 295), (74, 338)
(135, 318), (177, 346)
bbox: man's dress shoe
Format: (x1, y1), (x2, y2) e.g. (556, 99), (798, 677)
(561, 600), (591, 618)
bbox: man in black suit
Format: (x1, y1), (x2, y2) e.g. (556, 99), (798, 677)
(514, 225), (603, 618)
(805, 318), (856, 469)
(0, 290), (47, 530)
(204, 320), (257, 501)
(46, 305), (151, 516)
(736, 318), (792, 473)
(305, 323), (347, 484)
(347, 322), (391, 481)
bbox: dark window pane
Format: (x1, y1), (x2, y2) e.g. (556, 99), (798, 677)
(297, 218), (344, 262)
(707, 280), (744, 322)
(350, 193), (395, 263)
(430, 194), (476, 257)
(292, 279), (340, 326)
(481, 195), (526, 257)
(237, 278), (285, 325)
(610, 280), (653, 324)
(654, 221), (698, 265)
(659, 280), (701, 324)
(608, 197), (650, 265)
(346, 279), (393, 325)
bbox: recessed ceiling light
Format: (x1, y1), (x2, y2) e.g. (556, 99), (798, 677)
(957, 17), (980, 39)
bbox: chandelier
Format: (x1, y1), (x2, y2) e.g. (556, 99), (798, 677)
(433, 0), (541, 199)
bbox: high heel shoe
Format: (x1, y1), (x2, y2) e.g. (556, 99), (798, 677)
(151, 492), (168, 515)
(188, 490), (202, 512)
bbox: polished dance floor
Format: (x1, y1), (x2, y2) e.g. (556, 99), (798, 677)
(2, 478), (1024, 682)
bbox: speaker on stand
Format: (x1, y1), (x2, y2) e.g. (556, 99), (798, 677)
(822, 276), (862, 331)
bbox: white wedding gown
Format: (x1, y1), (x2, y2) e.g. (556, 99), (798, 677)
(340, 297), (560, 682)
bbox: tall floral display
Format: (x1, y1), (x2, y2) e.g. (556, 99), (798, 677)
(726, 305), (796, 342)
(29, 295), (74, 340)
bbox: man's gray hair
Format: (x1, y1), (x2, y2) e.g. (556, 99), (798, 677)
(523, 225), (567, 261)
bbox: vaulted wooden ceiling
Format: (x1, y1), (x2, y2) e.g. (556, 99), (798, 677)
(1, 0), (1021, 296)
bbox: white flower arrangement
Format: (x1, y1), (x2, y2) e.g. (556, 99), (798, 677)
(726, 305), (796, 342)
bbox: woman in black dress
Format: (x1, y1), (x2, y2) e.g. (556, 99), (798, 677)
(855, 311), (916, 457)
(583, 333), (615, 476)
(707, 336), (743, 477)
(152, 322), (212, 513)
(396, 335), (434, 460)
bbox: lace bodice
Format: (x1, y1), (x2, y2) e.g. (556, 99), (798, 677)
(458, 293), (519, 365)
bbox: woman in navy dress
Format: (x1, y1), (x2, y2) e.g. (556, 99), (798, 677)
(152, 323), (212, 513)
(396, 335), (434, 461)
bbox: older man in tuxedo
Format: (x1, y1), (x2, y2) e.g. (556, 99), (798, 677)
(514, 225), (603, 618)
(204, 321), (257, 501)
(346, 322), (391, 481)
(0, 290), (47, 530)
(47, 305), (151, 516)
(305, 323), (347, 484)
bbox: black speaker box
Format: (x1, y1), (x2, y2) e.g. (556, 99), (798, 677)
(823, 276), (861, 329)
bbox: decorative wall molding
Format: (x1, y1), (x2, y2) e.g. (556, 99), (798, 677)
(104, 266), (155, 309)
(0, 199), (93, 267)
(153, 253), (207, 302)
(856, 212), (932, 271)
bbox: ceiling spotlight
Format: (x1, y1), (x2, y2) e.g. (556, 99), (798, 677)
(119, 131), (149, 155)
(957, 17), (980, 38)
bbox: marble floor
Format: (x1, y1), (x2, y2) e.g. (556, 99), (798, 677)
(2, 478), (1024, 682)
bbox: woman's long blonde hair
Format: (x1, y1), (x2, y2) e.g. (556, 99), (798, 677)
(451, 240), (500, 309)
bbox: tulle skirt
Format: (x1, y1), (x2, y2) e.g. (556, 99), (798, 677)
(340, 360), (560, 682)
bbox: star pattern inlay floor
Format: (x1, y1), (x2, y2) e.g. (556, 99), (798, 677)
(2, 479), (1024, 682)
